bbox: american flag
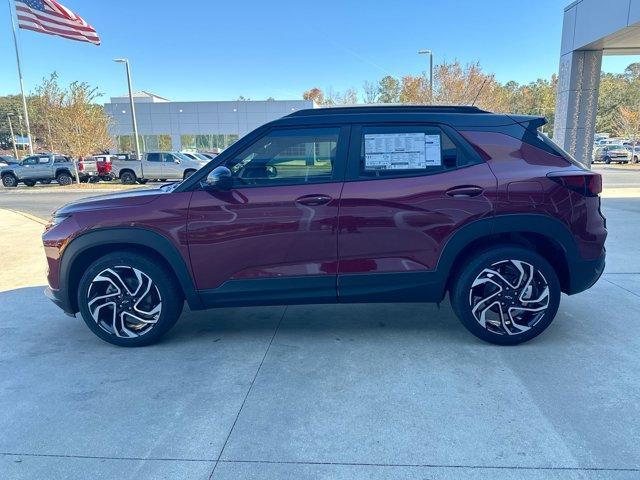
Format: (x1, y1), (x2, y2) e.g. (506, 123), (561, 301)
(15, 0), (100, 45)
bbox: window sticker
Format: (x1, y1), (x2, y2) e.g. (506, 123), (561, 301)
(364, 133), (441, 170)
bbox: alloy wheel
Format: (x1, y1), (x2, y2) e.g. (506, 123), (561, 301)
(87, 265), (162, 338)
(469, 259), (550, 336)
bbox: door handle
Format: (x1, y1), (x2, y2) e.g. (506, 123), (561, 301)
(295, 194), (333, 206)
(445, 186), (484, 198)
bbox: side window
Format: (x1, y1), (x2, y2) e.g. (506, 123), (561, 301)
(147, 153), (161, 162)
(39, 157), (51, 164)
(357, 125), (472, 179)
(161, 153), (174, 163)
(222, 127), (339, 186)
(22, 156), (38, 165)
(53, 156), (66, 163)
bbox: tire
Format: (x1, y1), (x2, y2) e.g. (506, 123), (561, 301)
(77, 251), (184, 347)
(40, 179), (52, 185)
(23, 180), (36, 187)
(56, 172), (73, 186)
(604, 156), (611, 164)
(120, 170), (137, 185)
(634, 156), (639, 164)
(138, 179), (149, 185)
(183, 169), (195, 180)
(2, 174), (18, 188)
(159, 179), (167, 182)
(450, 246), (561, 345)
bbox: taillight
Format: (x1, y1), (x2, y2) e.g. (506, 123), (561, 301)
(547, 171), (602, 197)
(77, 161), (84, 172)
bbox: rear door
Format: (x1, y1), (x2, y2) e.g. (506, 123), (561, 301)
(187, 125), (349, 304)
(337, 123), (497, 301)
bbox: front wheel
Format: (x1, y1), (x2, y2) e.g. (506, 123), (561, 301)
(450, 246), (561, 345)
(604, 156), (611, 164)
(77, 252), (184, 347)
(2, 175), (18, 188)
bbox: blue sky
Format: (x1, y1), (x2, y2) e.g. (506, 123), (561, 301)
(0, 0), (637, 102)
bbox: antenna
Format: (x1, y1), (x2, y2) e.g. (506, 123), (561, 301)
(471, 78), (488, 106)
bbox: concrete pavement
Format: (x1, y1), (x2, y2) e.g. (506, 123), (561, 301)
(1, 200), (639, 479)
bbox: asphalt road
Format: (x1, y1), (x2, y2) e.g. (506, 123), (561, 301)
(0, 164), (638, 219)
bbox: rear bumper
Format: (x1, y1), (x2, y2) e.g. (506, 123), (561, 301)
(44, 286), (75, 317)
(567, 252), (606, 295)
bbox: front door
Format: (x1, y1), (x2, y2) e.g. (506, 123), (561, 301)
(144, 153), (164, 178)
(337, 123), (497, 302)
(187, 125), (349, 306)
(161, 152), (182, 179)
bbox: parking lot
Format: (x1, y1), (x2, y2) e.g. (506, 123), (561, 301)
(1, 169), (640, 479)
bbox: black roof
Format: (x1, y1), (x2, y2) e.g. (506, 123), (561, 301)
(287, 105), (489, 117)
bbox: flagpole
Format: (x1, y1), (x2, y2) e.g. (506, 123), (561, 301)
(7, 0), (34, 155)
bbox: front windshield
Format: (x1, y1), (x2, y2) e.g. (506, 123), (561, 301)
(194, 153), (209, 162)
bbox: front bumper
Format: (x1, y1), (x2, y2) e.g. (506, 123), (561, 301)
(44, 286), (76, 317)
(567, 252), (606, 295)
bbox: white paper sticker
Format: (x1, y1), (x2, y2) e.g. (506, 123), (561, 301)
(364, 133), (441, 170)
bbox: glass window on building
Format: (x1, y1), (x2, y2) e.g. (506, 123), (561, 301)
(181, 135), (196, 151)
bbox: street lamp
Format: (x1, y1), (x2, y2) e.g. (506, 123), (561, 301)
(418, 49), (433, 103)
(6, 113), (18, 159)
(114, 58), (142, 162)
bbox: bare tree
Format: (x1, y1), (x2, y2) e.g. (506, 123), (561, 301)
(362, 81), (379, 103)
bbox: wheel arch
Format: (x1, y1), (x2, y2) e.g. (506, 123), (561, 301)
(439, 215), (580, 295)
(60, 227), (203, 313)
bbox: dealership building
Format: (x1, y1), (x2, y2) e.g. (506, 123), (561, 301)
(104, 92), (313, 153)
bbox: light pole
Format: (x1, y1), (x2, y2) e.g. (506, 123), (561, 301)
(114, 58), (142, 163)
(7, 113), (18, 159)
(418, 49), (433, 103)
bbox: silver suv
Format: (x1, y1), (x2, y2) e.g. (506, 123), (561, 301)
(1, 154), (75, 187)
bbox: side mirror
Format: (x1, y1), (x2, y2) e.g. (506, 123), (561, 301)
(202, 166), (233, 191)
(174, 158), (181, 164)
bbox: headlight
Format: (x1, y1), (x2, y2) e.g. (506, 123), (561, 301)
(45, 213), (71, 231)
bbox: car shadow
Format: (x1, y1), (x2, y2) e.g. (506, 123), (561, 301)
(0, 285), (569, 349)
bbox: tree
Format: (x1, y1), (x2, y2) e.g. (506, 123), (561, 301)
(362, 81), (379, 104)
(615, 106), (640, 157)
(303, 87), (325, 105)
(377, 76), (400, 103)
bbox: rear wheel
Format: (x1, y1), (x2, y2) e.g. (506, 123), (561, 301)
(120, 170), (137, 185)
(56, 172), (73, 186)
(23, 180), (36, 187)
(77, 252), (183, 347)
(2, 174), (18, 188)
(604, 156), (611, 164)
(450, 246), (561, 345)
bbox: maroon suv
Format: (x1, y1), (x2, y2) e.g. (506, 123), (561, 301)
(43, 106), (606, 346)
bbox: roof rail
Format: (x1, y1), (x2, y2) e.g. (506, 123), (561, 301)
(287, 104), (490, 117)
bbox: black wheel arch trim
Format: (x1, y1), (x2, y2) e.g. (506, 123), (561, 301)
(58, 227), (202, 313)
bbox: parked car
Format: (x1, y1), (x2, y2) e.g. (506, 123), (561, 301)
(43, 105), (606, 347)
(92, 154), (116, 180)
(624, 145), (640, 163)
(111, 151), (206, 184)
(181, 151), (212, 162)
(1, 153), (75, 187)
(77, 157), (101, 183)
(593, 144), (631, 164)
(0, 155), (19, 167)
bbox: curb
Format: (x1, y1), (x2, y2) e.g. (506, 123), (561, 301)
(1, 208), (48, 225)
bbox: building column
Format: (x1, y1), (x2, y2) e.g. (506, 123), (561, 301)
(171, 133), (181, 151)
(553, 49), (602, 166)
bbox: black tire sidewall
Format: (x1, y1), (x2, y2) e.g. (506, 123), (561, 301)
(2, 175), (17, 187)
(77, 252), (183, 347)
(57, 173), (72, 186)
(451, 246), (561, 345)
(121, 172), (136, 184)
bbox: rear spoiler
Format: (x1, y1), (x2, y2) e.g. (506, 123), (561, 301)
(507, 114), (547, 131)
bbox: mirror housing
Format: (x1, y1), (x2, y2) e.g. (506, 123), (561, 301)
(202, 166), (233, 191)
